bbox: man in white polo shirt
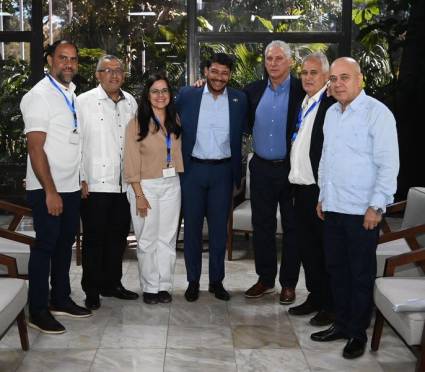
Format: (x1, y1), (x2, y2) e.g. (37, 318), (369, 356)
(21, 40), (91, 334)
(78, 55), (138, 310)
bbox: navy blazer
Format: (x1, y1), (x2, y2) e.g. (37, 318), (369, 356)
(175, 86), (248, 188)
(243, 76), (305, 156)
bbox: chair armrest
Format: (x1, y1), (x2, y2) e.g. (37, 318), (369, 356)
(0, 253), (19, 278)
(0, 200), (32, 216)
(0, 228), (35, 245)
(379, 201), (407, 233)
(378, 224), (425, 244)
(384, 247), (425, 277)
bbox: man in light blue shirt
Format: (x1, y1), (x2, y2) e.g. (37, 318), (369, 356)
(311, 57), (399, 359)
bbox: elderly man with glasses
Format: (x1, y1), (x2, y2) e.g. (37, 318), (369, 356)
(77, 55), (139, 310)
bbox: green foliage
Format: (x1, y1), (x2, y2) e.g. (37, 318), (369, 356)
(352, 0), (410, 101)
(0, 59), (31, 163)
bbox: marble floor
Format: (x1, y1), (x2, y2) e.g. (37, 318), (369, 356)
(0, 235), (418, 372)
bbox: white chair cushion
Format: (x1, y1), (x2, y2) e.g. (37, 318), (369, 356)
(401, 187), (425, 247)
(0, 278), (28, 336)
(232, 200), (283, 234)
(245, 153), (253, 200)
(376, 239), (423, 277)
(374, 277), (425, 345)
(0, 231), (35, 276)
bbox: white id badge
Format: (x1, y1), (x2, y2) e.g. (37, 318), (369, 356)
(69, 130), (80, 145)
(162, 167), (176, 178)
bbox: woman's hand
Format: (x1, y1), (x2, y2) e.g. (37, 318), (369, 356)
(136, 195), (151, 217)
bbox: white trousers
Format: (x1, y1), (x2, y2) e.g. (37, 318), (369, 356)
(128, 176), (180, 293)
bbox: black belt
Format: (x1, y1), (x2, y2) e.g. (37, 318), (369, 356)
(253, 153), (286, 165)
(191, 156), (231, 165)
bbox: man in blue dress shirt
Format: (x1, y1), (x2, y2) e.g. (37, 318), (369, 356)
(311, 57), (399, 359)
(244, 40), (304, 304)
(176, 53), (247, 302)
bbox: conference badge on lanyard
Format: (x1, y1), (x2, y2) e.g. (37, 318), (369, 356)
(162, 132), (176, 178)
(47, 74), (80, 145)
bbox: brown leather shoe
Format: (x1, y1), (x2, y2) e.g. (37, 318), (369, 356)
(244, 281), (275, 298)
(280, 287), (296, 305)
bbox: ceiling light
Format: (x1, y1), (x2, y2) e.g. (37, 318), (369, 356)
(272, 15), (301, 20)
(128, 11), (156, 16)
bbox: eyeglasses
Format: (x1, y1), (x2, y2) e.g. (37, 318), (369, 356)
(97, 68), (124, 75)
(149, 88), (170, 95)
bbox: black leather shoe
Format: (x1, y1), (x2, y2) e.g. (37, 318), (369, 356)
(101, 284), (139, 300)
(343, 338), (366, 359)
(309, 310), (335, 326)
(158, 291), (172, 303)
(143, 292), (159, 304)
(185, 282), (200, 302)
(208, 282), (230, 301)
(288, 299), (318, 316)
(84, 294), (100, 310)
(311, 325), (348, 342)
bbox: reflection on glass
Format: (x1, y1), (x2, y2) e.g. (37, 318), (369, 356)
(0, 0), (31, 32)
(197, 0), (342, 33)
(0, 41), (30, 61)
(51, 0), (188, 93)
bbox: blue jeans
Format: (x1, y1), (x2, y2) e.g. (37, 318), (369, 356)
(27, 189), (80, 314)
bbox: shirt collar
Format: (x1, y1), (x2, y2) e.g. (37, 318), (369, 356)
(334, 89), (366, 113)
(47, 75), (76, 94)
(302, 84), (327, 108)
(202, 83), (228, 97)
(96, 84), (126, 102)
(267, 74), (291, 93)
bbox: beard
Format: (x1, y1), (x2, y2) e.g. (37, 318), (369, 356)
(206, 78), (227, 95)
(55, 69), (76, 85)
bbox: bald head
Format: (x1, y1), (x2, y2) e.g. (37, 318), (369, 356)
(329, 57), (363, 110)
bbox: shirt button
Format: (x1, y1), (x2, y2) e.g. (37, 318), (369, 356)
(271, 120), (274, 123)
(269, 134), (273, 137)
(101, 118), (103, 121)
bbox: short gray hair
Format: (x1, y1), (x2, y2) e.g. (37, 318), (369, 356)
(96, 55), (124, 71)
(264, 40), (292, 59)
(302, 52), (329, 73)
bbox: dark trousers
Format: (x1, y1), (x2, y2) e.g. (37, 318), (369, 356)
(181, 161), (233, 284)
(294, 184), (332, 311)
(250, 155), (300, 288)
(80, 192), (131, 295)
(27, 189), (80, 314)
(323, 212), (379, 342)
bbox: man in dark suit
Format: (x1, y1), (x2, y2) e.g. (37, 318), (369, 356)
(288, 52), (335, 326)
(176, 53), (247, 302)
(244, 40), (304, 305)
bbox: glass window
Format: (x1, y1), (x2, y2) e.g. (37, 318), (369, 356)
(0, 0), (31, 32)
(43, 0), (188, 93)
(197, 0), (342, 33)
(0, 40), (30, 61)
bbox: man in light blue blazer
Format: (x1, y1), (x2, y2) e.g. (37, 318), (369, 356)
(176, 53), (247, 302)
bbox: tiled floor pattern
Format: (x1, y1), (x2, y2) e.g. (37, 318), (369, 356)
(0, 236), (417, 372)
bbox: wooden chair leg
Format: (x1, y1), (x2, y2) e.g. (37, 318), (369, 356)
(244, 232), (249, 240)
(16, 308), (29, 351)
(371, 309), (385, 351)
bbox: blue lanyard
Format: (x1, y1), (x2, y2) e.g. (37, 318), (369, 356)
(166, 133), (172, 167)
(47, 74), (77, 130)
(291, 91), (326, 143)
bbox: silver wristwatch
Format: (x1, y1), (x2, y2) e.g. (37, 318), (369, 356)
(370, 206), (384, 215)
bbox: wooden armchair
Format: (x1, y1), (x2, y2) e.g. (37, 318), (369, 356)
(0, 200), (34, 278)
(0, 253), (29, 350)
(377, 187), (425, 276)
(371, 248), (425, 372)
